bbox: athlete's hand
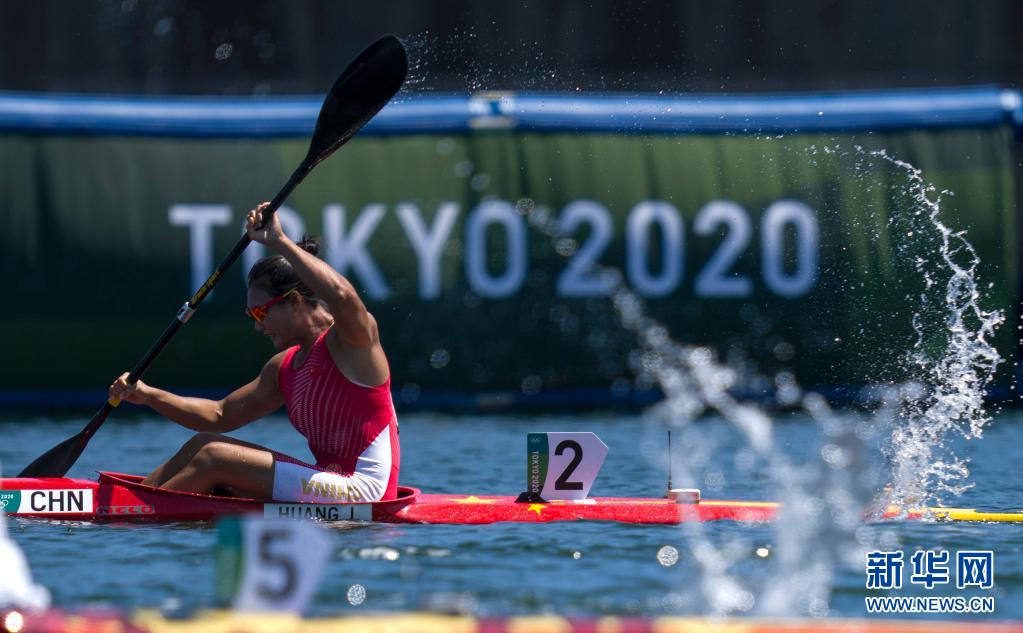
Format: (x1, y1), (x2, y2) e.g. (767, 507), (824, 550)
(246, 202), (287, 247)
(109, 372), (150, 405)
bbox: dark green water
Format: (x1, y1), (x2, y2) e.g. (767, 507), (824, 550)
(2, 411), (1021, 619)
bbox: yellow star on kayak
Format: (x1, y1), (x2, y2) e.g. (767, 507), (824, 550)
(527, 503), (545, 516)
(446, 496), (496, 504)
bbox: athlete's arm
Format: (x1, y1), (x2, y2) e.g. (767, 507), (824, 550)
(246, 203), (389, 386)
(108, 354), (286, 432)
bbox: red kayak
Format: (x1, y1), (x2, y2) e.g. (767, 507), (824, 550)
(5, 472), (1016, 524)
(0, 472), (779, 524)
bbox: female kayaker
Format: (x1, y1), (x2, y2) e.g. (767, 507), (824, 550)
(108, 202), (400, 502)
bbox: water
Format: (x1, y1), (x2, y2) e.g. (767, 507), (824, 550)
(2, 411), (1021, 618)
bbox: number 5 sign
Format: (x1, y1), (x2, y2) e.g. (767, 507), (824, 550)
(216, 516), (331, 613)
(526, 432), (608, 500)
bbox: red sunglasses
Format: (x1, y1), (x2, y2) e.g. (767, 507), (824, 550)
(245, 288), (299, 322)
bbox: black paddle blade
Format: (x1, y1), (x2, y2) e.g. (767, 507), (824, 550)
(17, 430), (88, 478)
(304, 34), (408, 169)
(18, 402), (113, 478)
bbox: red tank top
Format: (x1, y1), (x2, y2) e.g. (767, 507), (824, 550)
(277, 328), (400, 499)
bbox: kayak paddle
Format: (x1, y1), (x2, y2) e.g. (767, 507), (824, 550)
(19, 34), (408, 478)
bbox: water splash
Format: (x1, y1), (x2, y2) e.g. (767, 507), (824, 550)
(395, 28), (700, 94)
(517, 138), (1004, 615)
(521, 198), (874, 617)
(615, 280), (878, 618)
(861, 149), (1005, 508)
(393, 33), (436, 98)
(397, 29), (560, 94)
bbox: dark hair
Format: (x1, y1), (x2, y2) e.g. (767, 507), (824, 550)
(247, 236), (326, 307)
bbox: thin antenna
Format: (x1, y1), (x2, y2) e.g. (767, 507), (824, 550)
(666, 429), (673, 495)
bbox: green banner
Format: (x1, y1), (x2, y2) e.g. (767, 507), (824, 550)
(1, 126), (1017, 401)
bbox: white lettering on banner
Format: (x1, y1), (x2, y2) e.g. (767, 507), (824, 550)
(324, 204), (390, 300)
(761, 199), (819, 297)
(169, 205), (232, 295)
(556, 200), (615, 297)
(396, 202), (460, 300)
(167, 198), (820, 301)
(242, 206), (306, 280)
(626, 201), (684, 297)
(465, 199), (527, 298)
(694, 200), (754, 298)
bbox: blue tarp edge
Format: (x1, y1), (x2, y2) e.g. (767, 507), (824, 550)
(0, 87), (1019, 137)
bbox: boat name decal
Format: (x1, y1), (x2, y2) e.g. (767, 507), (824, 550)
(264, 503), (373, 521)
(3, 489), (93, 514)
(97, 505), (156, 515)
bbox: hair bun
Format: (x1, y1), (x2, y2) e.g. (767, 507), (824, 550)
(297, 235), (321, 257)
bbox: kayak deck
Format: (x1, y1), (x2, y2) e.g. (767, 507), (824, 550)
(400, 494), (779, 524)
(1, 472), (777, 524)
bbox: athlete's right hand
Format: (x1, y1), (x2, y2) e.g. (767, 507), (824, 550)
(246, 202), (287, 248)
(109, 372), (150, 405)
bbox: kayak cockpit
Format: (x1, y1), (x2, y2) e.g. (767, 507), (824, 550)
(93, 471), (419, 522)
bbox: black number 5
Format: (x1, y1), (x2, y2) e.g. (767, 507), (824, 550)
(554, 440), (584, 490)
(257, 528), (298, 600)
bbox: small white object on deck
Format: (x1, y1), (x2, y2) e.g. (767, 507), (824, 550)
(667, 488), (701, 504)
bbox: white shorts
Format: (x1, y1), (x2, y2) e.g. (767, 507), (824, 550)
(270, 421), (394, 503)
(271, 460), (386, 503)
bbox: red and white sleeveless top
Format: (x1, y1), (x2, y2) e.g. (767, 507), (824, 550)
(277, 329), (400, 500)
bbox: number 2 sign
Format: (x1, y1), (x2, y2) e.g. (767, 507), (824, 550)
(526, 432), (608, 500)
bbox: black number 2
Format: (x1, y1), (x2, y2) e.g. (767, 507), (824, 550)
(554, 440), (584, 490)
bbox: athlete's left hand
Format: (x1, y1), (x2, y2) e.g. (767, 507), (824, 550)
(246, 202), (287, 247)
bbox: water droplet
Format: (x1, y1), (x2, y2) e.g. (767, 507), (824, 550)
(808, 598), (829, 618)
(4, 612), (25, 633)
(554, 237), (578, 257)
(521, 375), (543, 395)
(656, 545), (679, 566)
(153, 17), (173, 37)
(470, 173), (491, 191)
(347, 584), (366, 605)
(435, 138), (456, 155)
(429, 349), (450, 369)
(214, 43), (233, 61)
